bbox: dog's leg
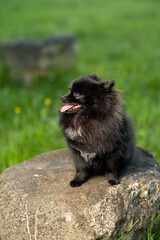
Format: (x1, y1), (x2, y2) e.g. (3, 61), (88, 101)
(69, 148), (90, 187)
(104, 155), (120, 185)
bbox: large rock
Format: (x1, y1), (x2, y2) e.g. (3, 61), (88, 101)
(0, 34), (77, 85)
(0, 147), (160, 240)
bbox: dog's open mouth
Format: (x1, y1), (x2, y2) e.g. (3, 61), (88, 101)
(60, 104), (81, 113)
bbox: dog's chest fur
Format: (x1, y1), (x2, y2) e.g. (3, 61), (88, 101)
(64, 127), (82, 140)
(64, 127), (96, 162)
(80, 151), (96, 162)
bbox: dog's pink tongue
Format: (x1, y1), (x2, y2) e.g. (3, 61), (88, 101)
(60, 104), (75, 112)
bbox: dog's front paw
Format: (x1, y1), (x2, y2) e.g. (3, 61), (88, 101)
(70, 170), (89, 187)
(105, 172), (120, 186)
(108, 179), (120, 185)
(70, 179), (84, 187)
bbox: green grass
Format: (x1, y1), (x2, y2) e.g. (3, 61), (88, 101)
(118, 213), (160, 240)
(0, 1), (160, 237)
(118, 220), (138, 240)
(148, 213), (160, 240)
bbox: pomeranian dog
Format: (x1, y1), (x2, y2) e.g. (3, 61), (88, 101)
(60, 74), (135, 187)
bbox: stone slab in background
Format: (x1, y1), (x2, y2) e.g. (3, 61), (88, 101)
(0, 34), (77, 85)
(0, 147), (160, 240)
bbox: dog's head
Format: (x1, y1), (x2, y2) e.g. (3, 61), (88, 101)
(60, 74), (116, 114)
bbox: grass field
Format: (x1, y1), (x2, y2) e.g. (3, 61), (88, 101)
(1, 0), (160, 170)
(0, 0), (160, 238)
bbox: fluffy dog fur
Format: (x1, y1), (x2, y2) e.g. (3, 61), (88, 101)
(60, 74), (135, 187)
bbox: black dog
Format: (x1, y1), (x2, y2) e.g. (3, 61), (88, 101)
(60, 74), (135, 187)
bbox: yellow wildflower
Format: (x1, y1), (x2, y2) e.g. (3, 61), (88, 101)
(14, 106), (21, 114)
(44, 98), (51, 105)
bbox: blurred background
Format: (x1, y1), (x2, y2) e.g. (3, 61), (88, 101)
(0, 0), (160, 172)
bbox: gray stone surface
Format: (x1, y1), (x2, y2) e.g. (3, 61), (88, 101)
(0, 147), (160, 240)
(0, 34), (77, 85)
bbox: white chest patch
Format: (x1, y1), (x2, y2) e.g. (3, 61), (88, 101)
(80, 151), (96, 162)
(64, 127), (82, 140)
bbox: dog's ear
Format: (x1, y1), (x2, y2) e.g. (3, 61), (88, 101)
(101, 80), (115, 92)
(88, 73), (100, 82)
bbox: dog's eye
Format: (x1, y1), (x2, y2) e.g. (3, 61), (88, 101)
(74, 92), (81, 99)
